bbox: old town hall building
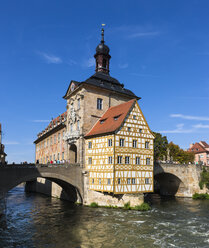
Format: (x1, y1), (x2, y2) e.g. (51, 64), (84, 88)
(34, 28), (154, 202)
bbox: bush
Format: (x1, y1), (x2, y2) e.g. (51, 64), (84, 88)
(198, 168), (209, 190)
(89, 202), (99, 208)
(192, 193), (209, 200)
(134, 203), (151, 211)
(123, 202), (131, 210)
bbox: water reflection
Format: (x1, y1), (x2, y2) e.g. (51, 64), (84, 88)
(1, 187), (209, 248)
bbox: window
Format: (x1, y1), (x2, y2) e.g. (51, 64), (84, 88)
(120, 139), (124, 147)
(139, 129), (142, 133)
(128, 127), (131, 132)
(92, 179), (94, 184)
(88, 142), (92, 149)
(136, 157), (140, 165)
(108, 156), (112, 164)
(44, 141), (46, 148)
(146, 158), (150, 165)
(127, 178), (131, 184)
(145, 142), (149, 149)
(99, 178), (101, 185)
(132, 178), (136, 184)
(53, 154), (55, 161)
(70, 123), (73, 133)
(58, 133), (60, 143)
(54, 135), (56, 144)
(107, 179), (111, 185)
(118, 178), (121, 184)
(97, 98), (103, 110)
(62, 131), (65, 138)
(114, 115), (121, 121)
(77, 99), (80, 110)
(57, 153), (60, 160)
(125, 156), (130, 164)
(100, 119), (106, 124)
(62, 152), (64, 160)
(50, 155), (52, 161)
(77, 120), (80, 131)
(50, 137), (52, 145)
(133, 115), (136, 120)
(102, 59), (106, 68)
(88, 157), (92, 165)
(108, 139), (112, 147)
(133, 140), (137, 148)
(117, 156), (122, 164)
(145, 178), (150, 184)
(47, 139), (49, 146)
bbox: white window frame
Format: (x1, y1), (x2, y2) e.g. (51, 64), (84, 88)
(117, 156), (122, 164)
(88, 142), (92, 149)
(97, 98), (103, 110)
(125, 156), (130, 164)
(108, 156), (112, 164)
(120, 138), (124, 147)
(133, 140), (137, 148)
(108, 139), (112, 147)
(136, 157), (140, 165)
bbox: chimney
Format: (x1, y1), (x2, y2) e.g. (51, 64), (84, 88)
(189, 143), (194, 149)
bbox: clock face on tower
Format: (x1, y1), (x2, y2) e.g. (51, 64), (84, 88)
(70, 83), (75, 92)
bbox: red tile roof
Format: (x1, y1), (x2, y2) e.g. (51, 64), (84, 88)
(188, 142), (209, 154)
(200, 141), (209, 148)
(85, 99), (136, 138)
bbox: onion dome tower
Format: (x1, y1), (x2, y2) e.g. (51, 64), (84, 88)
(94, 27), (111, 74)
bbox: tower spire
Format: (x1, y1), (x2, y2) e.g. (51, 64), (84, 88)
(101, 24), (105, 43)
(94, 24), (111, 74)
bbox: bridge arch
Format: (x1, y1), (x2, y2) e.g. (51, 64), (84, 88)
(0, 166), (83, 203)
(154, 172), (187, 196)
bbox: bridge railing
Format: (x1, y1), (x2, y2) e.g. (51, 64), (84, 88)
(0, 163), (81, 168)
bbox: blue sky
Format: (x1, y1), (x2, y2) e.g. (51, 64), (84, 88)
(0, 0), (209, 163)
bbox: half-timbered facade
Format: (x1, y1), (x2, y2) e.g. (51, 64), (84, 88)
(85, 99), (154, 194)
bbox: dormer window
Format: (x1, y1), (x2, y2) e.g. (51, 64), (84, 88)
(100, 118), (107, 124)
(114, 114), (121, 121)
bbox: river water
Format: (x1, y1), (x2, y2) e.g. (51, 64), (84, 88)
(0, 187), (209, 248)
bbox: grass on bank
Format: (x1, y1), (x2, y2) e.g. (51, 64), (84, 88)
(88, 201), (151, 211)
(192, 193), (209, 200)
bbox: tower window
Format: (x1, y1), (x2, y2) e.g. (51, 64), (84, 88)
(102, 59), (107, 68)
(97, 98), (103, 110)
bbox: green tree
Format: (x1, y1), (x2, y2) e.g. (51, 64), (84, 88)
(153, 132), (168, 161)
(168, 142), (194, 164)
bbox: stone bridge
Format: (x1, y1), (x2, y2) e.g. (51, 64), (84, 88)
(154, 163), (204, 197)
(0, 164), (84, 203)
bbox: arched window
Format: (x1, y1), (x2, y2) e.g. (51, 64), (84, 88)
(102, 59), (106, 68)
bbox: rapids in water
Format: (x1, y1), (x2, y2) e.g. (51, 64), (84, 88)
(0, 186), (209, 248)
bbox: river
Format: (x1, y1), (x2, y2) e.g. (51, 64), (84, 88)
(0, 186), (209, 248)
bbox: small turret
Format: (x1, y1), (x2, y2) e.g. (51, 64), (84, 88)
(94, 25), (111, 74)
